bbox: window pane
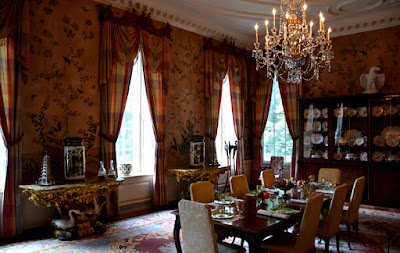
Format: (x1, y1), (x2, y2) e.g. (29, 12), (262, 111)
(116, 50), (155, 175)
(216, 76), (237, 167)
(262, 77), (293, 163)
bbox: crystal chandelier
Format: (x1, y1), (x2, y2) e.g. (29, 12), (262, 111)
(252, 0), (334, 84)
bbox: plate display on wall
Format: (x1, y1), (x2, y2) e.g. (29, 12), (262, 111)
(322, 108), (328, 118)
(373, 135), (386, 147)
(357, 107), (367, 117)
(360, 152), (368, 161)
(311, 133), (324, 144)
(322, 121), (328, 131)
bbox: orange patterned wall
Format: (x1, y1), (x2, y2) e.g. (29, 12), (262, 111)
(302, 25), (400, 98)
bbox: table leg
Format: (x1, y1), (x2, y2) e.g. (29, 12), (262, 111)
(173, 215), (182, 253)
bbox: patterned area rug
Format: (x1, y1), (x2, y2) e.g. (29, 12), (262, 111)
(0, 206), (399, 253)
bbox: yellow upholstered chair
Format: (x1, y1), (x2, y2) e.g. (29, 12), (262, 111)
(230, 174), (250, 197)
(261, 170), (276, 188)
(190, 181), (215, 203)
(341, 176), (365, 249)
(317, 183), (348, 253)
(318, 168), (341, 184)
(178, 199), (245, 253)
(261, 193), (324, 253)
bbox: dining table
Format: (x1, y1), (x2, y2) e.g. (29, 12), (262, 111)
(172, 183), (334, 253)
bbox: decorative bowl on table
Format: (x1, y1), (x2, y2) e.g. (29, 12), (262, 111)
(274, 180), (295, 200)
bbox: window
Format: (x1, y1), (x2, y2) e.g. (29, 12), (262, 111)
(116, 51), (156, 175)
(263, 77), (293, 163)
(215, 75), (237, 167)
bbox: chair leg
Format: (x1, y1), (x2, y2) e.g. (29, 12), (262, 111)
(353, 219), (360, 241)
(324, 239), (330, 253)
(336, 233), (340, 253)
(346, 225), (352, 250)
(240, 238), (244, 247)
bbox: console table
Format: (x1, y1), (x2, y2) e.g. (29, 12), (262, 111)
(167, 166), (230, 198)
(20, 179), (123, 239)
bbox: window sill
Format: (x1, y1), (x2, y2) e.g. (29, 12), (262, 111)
(119, 173), (153, 179)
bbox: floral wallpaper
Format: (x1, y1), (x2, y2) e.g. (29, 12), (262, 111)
(22, 0), (100, 183)
(302, 25), (400, 98)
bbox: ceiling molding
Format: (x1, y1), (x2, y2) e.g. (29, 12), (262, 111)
(94, 0), (400, 49)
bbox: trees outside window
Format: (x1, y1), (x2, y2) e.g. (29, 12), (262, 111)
(263, 78), (293, 163)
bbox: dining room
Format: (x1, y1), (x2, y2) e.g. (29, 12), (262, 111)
(1, 0), (400, 252)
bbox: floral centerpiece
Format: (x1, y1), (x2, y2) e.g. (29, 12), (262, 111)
(274, 180), (295, 200)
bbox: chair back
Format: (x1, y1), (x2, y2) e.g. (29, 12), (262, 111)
(270, 156), (284, 178)
(323, 183), (348, 236)
(295, 193), (324, 252)
(178, 199), (218, 253)
(318, 168), (341, 184)
(230, 175), (250, 197)
(261, 170), (276, 188)
(345, 176), (366, 223)
(190, 181), (215, 203)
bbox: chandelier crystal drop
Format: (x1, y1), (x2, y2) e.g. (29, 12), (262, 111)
(252, 0), (334, 84)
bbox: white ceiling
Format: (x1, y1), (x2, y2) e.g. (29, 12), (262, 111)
(95, 0), (400, 49)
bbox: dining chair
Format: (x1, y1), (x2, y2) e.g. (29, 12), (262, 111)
(318, 168), (341, 184)
(261, 169), (276, 188)
(230, 174), (250, 197)
(178, 199), (245, 253)
(341, 176), (365, 249)
(317, 183), (348, 253)
(261, 193), (324, 253)
(190, 181), (215, 203)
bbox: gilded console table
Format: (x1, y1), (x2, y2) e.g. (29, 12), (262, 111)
(167, 166), (230, 198)
(20, 179), (123, 239)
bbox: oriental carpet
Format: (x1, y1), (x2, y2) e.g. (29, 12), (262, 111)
(0, 206), (399, 253)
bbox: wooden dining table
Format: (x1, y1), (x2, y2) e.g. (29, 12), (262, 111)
(173, 193), (312, 253)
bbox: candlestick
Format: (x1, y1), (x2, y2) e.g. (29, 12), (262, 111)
(303, 4), (307, 25)
(327, 27), (331, 41)
(265, 20), (269, 37)
(265, 35), (269, 51)
(319, 12), (323, 31)
(255, 23), (259, 44)
(310, 21), (313, 38)
(273, 8), (276, 30)
(322, 16), (325, 31)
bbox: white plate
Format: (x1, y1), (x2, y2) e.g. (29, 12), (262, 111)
(311, 133), (324, 144)
(313, 121), (321, 131)
(274, 209), (294, 214)
(355, 137), (364, 146)
(313, 108), (321, 118)
(360, 152), (368, 161)
(214, 199), (234, 205)
(324, 136), (329, 146)
(343, 130), (362, 147)
(357, 107), (367, 117)
(334, 107), (348, 118)
(322, 121), (328, 132)
(323, 150), (328, 160)
(212, 212), (234, 219)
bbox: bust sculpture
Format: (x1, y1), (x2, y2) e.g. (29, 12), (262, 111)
(360, 67), (385, 94)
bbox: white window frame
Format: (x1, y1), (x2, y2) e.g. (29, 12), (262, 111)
(215, 75), (237, 167)
(116, 50), (155, 176)
(0, 132), (6, 192)
(262, 77), (293, 164)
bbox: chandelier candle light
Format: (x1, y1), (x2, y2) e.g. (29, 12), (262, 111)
(252, 0), (333, 84)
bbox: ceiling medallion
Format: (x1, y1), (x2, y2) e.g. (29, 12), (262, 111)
(252, 0), (334, 84)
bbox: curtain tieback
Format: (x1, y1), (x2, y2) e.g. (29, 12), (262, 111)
(205, 134), (216, 141)
(6, 135), (24, 149)
(100, 133), (117, 144)
(155, 138), (165, 143)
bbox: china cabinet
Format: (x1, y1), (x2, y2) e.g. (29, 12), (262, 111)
(298, 93), (400, 208)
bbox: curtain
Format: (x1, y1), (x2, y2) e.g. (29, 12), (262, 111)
(228, 56), (246, 174)
(0, 0), (29, 238)
(252, 71), (273, 184)
(204, 40), (248, 174)
(99, 7), (170, 208)
(278, 80), (299, 177)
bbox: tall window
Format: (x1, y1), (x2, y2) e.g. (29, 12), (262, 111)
(116, 51), (156, 175)
(216, 76), (237, 167)
(263, 77), (293, 163)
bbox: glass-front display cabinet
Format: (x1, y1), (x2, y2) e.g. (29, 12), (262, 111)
(298, 93), (400, 209)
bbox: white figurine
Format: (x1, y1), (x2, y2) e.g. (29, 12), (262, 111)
(51, 209), (81, 230)
(360, 67), (385, 94)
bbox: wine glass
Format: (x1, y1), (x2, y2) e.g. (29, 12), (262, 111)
(269, 194), (277, 209)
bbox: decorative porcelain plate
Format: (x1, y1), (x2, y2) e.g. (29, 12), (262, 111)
(304, 122), (313, 131)
(322, 108), (328, 118)
(313, 121), (321, 131)
(360, 152), (368, 162)
(311, 133), (324, 144)
(334, 107), (348, 118)
(343, 130), (362, 147)
(373, 135), (386, 147)
(313, 108), (321, 118)
(274, 208), (294, 214)
(322, 121), (328, 132)
(388, 106), (397, 115)
(372, 151), (384, 162)
(323, 150), (328, 160)
(303, 109), (310, 119)
(386, 136), (399, 147)
(333, 152), (343, 160)
(304, 150), (311, 158)
(348, 107), (357, 117)
(355, 137), (364, 146)
(304, 136), (311, 145)
(372, 106), (383, 117)
(357, 107), (367, 117)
